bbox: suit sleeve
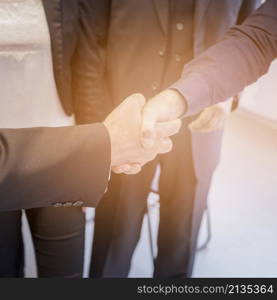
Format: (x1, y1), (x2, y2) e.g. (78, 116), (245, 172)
(236, 0), (261, 25)
(0, 123), (110, 211)
(171, 0), (277, 116)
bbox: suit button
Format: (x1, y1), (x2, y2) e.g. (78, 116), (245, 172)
(158, 48), (165, 56)
(176, 23), (184, 31)
(73, 201), (84, 207)
(63, 202), (73, 207)
(151, 81), (158, 91)
(175, 54), (181, 62)
(53, 203), (63, 208)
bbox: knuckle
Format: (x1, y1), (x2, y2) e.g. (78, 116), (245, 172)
(164, 141), (173, 153)
(143, 105), (154, 117)
(112, 167), (122, 174)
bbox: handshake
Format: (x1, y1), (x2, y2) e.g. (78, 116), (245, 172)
(103, 88), (229, 175)
(103, 90), (186, 175)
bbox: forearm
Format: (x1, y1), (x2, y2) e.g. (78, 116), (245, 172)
(0, 124), (110, 211)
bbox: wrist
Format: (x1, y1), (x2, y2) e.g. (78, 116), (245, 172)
(161, 89), (187, 119)
(102, 121), (116, 166)
(170, 89), (187, 118)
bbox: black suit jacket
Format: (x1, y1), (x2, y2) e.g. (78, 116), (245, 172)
(42, 0), (107, 122)
(87, 0), (260, 278)
(79, 0), (260, 121)
(0, 124), (110, 211)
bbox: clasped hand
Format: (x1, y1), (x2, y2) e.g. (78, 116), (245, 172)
(104, 88), (229, 175)
(103, 93), (182, 175)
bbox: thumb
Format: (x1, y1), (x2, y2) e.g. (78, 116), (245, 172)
(141, 104), (157, 149)
(122, 93), (146, 111)
(156, 119), (182, 138)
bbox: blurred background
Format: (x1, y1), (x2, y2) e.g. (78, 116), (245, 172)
(23, 59), (277, 278)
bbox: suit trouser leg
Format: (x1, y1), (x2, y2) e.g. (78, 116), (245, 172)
(90, 161), (157, 277)
(90, 174), (122, 277)
(26, 207), (85, 278)
(186, 129), (224, 276)
(154, 128), (224, 278)
(154, 123), (197, 278)
(0, 211), (24, 277)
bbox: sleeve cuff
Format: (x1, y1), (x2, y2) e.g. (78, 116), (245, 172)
(170, 73), (212, 117)
(77, 123), (111, 207)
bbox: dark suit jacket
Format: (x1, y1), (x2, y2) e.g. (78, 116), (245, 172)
(173, 0), (277, 115)
(80, 0), (260, 120)
(42, 0), (107, 122)
(0, 124), (110, 211)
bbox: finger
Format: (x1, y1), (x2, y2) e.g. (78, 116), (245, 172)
(203, 116), (226, 132)
(189, 114), (211, 131)
(112, 164), (132, 174)
(156, 137), (173, 154)
(123, 164), (142, 175)
(122, 93), (146, 110)
(189, 110), (215, 132)
(156, 119), (182, 138)
(133, 93), (147, 106)
(141, 104), (157, 149)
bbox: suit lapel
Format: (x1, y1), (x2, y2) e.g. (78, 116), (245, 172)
(42, 0), (64, 91)
(152, 0), (169, 35)
(193, 0), (211, 56)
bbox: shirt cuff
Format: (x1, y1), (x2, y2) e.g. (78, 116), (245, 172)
(170, 73), (212, 117)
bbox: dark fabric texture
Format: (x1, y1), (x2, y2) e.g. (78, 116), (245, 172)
(0, 211), (24, 278)
(0, 124), (110, 211)
(89, 0), (260, 278)
(0, 124), (110, 277)
(0, 208), (86, 278)
(26, 207), (85, 278)
(42, 0), (107, 121)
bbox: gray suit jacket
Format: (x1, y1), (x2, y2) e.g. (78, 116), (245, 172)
(173, 0), (277, 115)
(152, 0), (260, 56)
(0, 124), (110, 211)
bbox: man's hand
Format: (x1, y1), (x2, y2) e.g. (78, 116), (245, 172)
(141, 89), (187, 149)
(103, 93), (181, 174)
(188, 104), (230, 132)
